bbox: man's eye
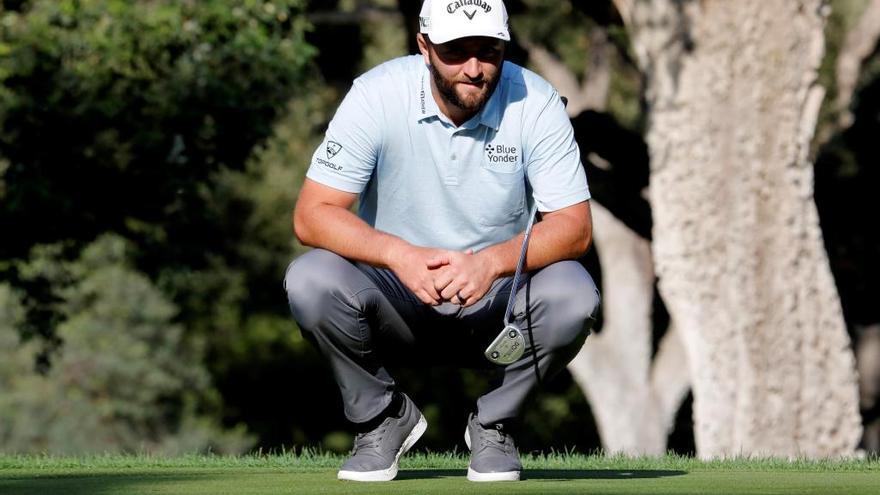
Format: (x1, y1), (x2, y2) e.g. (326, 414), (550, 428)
(479, 49), (499, 59)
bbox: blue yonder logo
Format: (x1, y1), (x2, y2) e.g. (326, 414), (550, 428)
(485, 143), (519, 165)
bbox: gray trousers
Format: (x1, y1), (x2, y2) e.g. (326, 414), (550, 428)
(284, 248), (599, 426)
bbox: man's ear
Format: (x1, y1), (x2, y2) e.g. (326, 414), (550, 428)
(416, 33), (431, 64)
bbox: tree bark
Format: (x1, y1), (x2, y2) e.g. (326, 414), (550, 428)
(523, 33), (691, 455)
(619, 0), (862, 458)
(568, 203), (689, 454)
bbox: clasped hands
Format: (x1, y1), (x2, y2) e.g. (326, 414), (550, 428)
(390, 245), (499, 307)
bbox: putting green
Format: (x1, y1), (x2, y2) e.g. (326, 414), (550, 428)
(2, 454), (878, 494)
(2, 467), (879, 495)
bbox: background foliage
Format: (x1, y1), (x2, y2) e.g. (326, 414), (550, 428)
(0, 0), (316, 454)
(0, 235), (252, 454)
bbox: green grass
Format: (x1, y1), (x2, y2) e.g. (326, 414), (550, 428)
(1, 452), (879, 494)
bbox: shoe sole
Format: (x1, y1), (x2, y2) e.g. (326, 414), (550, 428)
(467, 467), (521, 482)
(337, 414), (427, 482)
(464, 425), (521, 482)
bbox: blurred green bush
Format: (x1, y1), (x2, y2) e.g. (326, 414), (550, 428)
(0, 0), (313, 261)
(0, 0), (316, 454)
(0, 235), (253, 454)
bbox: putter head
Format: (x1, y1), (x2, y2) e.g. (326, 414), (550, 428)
(485, 324), (526, 365)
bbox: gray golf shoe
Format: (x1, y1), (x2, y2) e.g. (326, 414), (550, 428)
(337, 393), (427, 482)
(464, 413), (522, 482)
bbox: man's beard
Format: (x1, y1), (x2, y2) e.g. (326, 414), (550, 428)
(429, 60), (502, 114)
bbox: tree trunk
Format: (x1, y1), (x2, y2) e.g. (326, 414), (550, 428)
(568, 203), (690, 454)
(618, 0), (862, 458)
(523, 33), (691, 455)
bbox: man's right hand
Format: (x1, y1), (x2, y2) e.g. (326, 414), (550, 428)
(385, 243), (451, 305)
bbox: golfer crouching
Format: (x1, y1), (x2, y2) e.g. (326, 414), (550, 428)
(284, 0), (599, 482)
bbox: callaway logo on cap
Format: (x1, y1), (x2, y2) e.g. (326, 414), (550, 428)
(419, 0), (510, 45)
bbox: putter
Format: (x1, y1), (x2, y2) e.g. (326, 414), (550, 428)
(484, 203), (539, 365)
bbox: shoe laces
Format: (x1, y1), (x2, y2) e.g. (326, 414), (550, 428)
(477, 422), (514, 453)
(352, 424), (388, 453)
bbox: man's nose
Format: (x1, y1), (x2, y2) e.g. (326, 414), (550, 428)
(462, 57), (483, 80)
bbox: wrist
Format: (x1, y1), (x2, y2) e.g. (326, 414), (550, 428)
(382, 237), (409, 270)
(476, 247), (504, 280)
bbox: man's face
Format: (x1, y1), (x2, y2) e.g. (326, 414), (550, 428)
(423, 36), (505, 114)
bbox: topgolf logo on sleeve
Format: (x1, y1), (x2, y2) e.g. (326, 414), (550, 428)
(315, 140), (344, 173)
(326, 141), (343, 159)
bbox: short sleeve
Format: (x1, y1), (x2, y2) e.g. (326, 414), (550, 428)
(523, 92), (590, 212)
(305, 79), (382, 194)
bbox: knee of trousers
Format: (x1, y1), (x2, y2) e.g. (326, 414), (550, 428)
(283, 249), (371, 333)
(527, 261), (600, 351)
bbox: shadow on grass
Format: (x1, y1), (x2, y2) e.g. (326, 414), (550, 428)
(1, 469), (689, 493)
(525, 470), (688, 481)
(396, 469), (466, 480)
(0, 474), (209, 495)
(396, 469), (687, 481)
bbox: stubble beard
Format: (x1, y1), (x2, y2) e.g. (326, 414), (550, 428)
(430, 60), (502, 115)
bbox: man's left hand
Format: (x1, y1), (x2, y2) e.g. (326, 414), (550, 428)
(427, 250), (499, 307)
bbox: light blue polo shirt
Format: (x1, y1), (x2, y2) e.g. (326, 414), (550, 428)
(306, 55), (590, 252)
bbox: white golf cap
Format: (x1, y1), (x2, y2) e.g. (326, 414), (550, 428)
(419, 0), (510, 45)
